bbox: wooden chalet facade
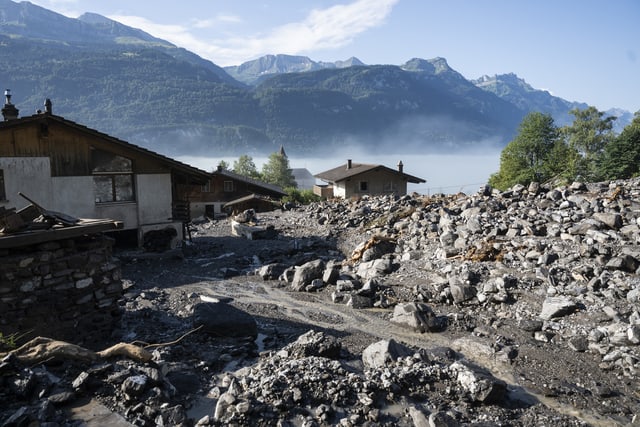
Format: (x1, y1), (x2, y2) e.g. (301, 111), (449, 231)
(315, 159), (426, 199)
(0, 93), (209, 246)
(188, 166), (287, 217)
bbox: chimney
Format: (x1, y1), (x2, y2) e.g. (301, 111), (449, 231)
(397, 160), (404, 173)
(347, 159), (352, 169)
(44, 98), (52, 114)
(2, 89), (19, 121)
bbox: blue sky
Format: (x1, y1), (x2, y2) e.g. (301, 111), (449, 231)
(26, 0), (640, 113)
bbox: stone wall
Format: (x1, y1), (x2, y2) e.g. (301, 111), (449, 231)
(0, 234), (123, 350)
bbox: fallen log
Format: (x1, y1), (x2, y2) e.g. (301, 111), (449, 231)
(3, 336), (152, 365)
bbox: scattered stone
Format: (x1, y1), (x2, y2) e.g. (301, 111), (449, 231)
(539, 297), (578, 320)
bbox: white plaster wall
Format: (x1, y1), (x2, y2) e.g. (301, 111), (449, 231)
(334, 182), (346, 199)
(51, 176), (95, 217)
(0, 157), (53, 209)
(136, 174), (172, 224)
(2, 160), (175, 232)
(51, 176), (139, 229)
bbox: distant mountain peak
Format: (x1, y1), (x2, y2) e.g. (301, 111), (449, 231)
(225, 54), (366, 85)
(77, 12), (112, 24)
(473, 73), (542, 95)
(401, 57), (453, 75)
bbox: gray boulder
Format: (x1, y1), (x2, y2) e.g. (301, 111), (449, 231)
(291, 259), (325, 291)
(362, 339), (413, 370)
(539, 297), (578, 320)
(391, 302), (444, 332)
(193, 302), (257, 338)
(450, 361), (507, 403)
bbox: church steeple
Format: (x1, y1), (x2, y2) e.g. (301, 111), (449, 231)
(279, 145), (287, 157)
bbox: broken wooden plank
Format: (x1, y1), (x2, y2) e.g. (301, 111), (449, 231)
(18, 192), (79, 226)
(0, 220), (123, 249)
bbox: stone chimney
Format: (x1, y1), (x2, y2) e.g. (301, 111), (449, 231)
(44, 98), (52, 114)
(398, 160), (404, 173)
(2, 89), (19, 121)
(347, 159), (352, 169)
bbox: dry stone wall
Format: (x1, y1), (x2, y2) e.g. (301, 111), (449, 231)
(0, 234), (122, 350)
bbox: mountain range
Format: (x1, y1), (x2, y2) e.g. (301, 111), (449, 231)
(0, 0), (631, 158)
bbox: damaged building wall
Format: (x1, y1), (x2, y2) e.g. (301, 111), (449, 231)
(0, 234), (123, 350)
(136, 173), (173, 224)
(0, 157), (53, 206)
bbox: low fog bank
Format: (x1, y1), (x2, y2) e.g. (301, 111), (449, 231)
(177, 147), (501, 196)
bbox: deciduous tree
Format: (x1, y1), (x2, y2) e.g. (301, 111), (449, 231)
(233, 155), (260, 179)
(261, 151), (297, 188)
(600, 111), (640, 179)
(489, 112), (560, 190)
(562, 107), (616, 182)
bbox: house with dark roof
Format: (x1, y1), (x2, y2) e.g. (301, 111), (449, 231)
(0, 91), (209, 246)
(188, 166), (287, 217)
(314, 159), (426, 199)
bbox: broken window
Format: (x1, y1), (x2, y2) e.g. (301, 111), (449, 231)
(0, 169), (5, 201)
(224, 180), (234, 192)
(359, 181), (369, 192)
(91, 149), (135, 203)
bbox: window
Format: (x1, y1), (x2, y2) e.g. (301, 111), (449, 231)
(359, 181), (369, 192)
(201, 181), (211, 192)
(91, 149), (135, 203)
(0, 169), (5, 201)
(224, 180), (234, 192)
(383, 181), (397, 192)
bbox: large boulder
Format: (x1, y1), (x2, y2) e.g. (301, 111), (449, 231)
(291, 259), (326, 291)
(391, 302), (444, 332)
(192, 302), (257, 338)
(277, 330), (341, 359)
(362, 339), (413, 370)
(450, 361), (507, 404)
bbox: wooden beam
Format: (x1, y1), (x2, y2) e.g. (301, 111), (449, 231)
(0, 220), (123, 249)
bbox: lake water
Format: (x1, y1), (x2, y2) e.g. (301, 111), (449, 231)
(176, 150), (501, 196)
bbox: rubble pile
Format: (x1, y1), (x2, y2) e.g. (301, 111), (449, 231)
(272, 180), (640, 384)
(2, 178), (640, 426)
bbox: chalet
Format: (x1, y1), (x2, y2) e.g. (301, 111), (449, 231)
(314, 159), (426, 199)
(0, 91), (209, 246)
(188, 166), (287, 217)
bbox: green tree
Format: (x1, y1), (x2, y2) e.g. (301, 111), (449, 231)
(562, 106), (616, 182)
(261, 151), (297, 188)
(283, 187), (321, 205)
(233, 154), (261, 179)
(488, 112), (560, 190)
(600, 111), (640, 179)
(216, 160), (230, 171)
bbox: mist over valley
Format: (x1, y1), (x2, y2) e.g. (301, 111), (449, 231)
(0, 1), (632, 186)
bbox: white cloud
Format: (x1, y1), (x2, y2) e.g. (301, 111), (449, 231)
(108, 15), (213, 52)
(110, 0), (399, 66)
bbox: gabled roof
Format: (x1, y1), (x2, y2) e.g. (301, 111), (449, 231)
(212, 168), (287, 196)
(0, 112), (211, 182)
(315, 162), (426, 184)
(223, 193), (282, 208)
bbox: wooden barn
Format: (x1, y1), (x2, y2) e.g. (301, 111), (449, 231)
(188, 166), (287, 218)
